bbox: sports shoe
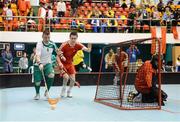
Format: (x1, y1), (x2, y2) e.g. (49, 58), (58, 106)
(67, 91), (72, 98)
(34, 94), (40, 100)
(87, 67), (92, 72)
(60, 88), (66, 98)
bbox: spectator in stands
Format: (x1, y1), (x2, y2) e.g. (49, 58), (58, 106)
(4, 4), (13, 31)
(91, 14), (100, 33)
(172, 8), (180, 26)
(168, 0), (176, 12)
(27, 8), (36, 31)
(3, 3), (8, 13)
(129, 0), (136, 8)
(1, 45), (13, 73)
(108, 0), (114, 7)
(18, 0), (29, 16)
(10, 0), (18, 17)
(162, 6), (173, 26)
(151, 6), (161, 26)
(38, 2), (46, 32)
(57, 0), (66, 18)
(99, 11), (108, 33)
(47, 5), (54, 32)
(107, 7), (115, 18)
(27, 7), (35, 18)
(127, 8), (137, 33)
(71, 0), (79, 16)
(19, 52), (28, 73)
(157, 0), (164, 12)
(86, 0), (92, 4)
(77, 17), (85, 32)
(99, 11), (108, 18)
(104, 48), (114, 72)
(71, 19), (78, 29)
(126, 43), (140, 72)
(101, 19), (108, 33)
(78, 0), (84, 6)
(139, 5), (151, 32)
(121, 0), (128, 9)
(107, 17), (118, 33)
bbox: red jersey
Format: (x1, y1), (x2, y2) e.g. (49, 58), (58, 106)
(60, 41), (84, 65)
(135, 61), (156, 94)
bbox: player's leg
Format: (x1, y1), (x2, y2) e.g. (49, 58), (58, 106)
(60, 73), (69, 97)
(33, 65), (43, 100)
(67, 74), (75, 98)
(44, 63), (55, 98)
(113, 69), (120, 86)
(66, 65), (76, 98)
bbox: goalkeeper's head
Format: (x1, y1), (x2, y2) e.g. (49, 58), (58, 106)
(151, 54), (163, 70)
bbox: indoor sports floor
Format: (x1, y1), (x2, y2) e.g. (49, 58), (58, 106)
(0, 85), (180, 121)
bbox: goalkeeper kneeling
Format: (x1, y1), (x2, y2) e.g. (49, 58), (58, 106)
(134, 54), (168, 106)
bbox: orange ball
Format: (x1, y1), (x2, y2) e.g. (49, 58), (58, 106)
(51, 104), (56, 110)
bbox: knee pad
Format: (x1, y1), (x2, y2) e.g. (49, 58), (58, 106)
(48, 73), (54, 78)
(35, 82), (41, 86)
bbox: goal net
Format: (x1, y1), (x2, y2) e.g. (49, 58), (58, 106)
(94, 38), (162, 110)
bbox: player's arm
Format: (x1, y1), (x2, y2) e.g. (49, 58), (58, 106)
(135, 46), (140, 55)
(35, 42), (42, 64)
(35, 42), (44, 70)
(122, 52), (128, 67)
(56, 55), (63, 69)
(57, 43), (66, 61)
(113, 55), (120, 72)
(82, 43), (92, 52)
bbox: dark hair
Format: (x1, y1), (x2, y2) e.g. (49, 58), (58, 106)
(47, 5), (51, 9)
(23, 52), (27, 55)
(43, 29), (50, 35)
(70, 32), (78, 37)
(5, 45), (10, 50)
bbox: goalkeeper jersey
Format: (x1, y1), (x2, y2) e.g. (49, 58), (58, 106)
(73, 50), (84, 65)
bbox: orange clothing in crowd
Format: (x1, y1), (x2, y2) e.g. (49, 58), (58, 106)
(38, 6), (46, 31)
(135, 61), (156, 94)
(18, 0), (28, 16)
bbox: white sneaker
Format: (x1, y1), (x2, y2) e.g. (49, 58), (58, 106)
(87, 67), (92, 72)
(67, 91), (72, 98)
(34, 94), (40, 100)
(60, 88), (66, 98)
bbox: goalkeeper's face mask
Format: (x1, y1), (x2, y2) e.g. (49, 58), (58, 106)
(151, 54), (163, 70)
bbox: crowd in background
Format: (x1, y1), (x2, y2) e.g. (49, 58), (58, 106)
(0, 0), (179, 32)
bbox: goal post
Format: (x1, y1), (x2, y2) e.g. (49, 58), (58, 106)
(94, 37), (162, 110)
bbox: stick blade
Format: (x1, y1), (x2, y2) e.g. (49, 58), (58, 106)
(48, 98), (60, 105)
(75, 82), (80, 88)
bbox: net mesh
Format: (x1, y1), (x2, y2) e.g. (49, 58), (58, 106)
(95, 38), (161, 110)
